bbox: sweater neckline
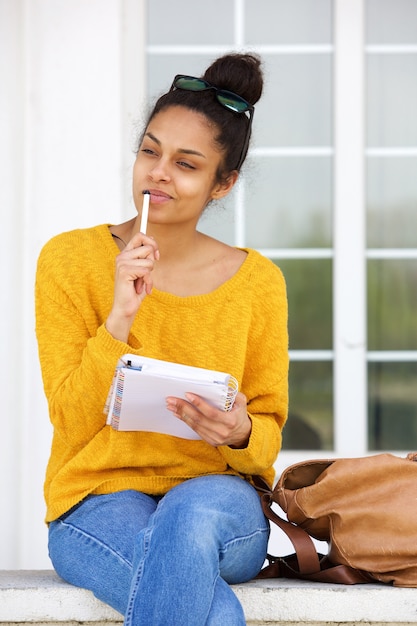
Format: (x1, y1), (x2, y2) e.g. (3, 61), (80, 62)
(102, 223), (258, 305)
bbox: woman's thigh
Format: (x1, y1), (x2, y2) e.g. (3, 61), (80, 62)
(48, 490), (158, 614)
(123, 476), (269, 625)
(139, 475), (270, 584)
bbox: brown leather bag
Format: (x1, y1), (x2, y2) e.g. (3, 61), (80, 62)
(257, 453), (417, 586)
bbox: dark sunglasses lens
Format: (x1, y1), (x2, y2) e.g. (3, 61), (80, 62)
(174, 76), (208, 91)
(217, 92), (250, 113)
(173, 76), (251, 115)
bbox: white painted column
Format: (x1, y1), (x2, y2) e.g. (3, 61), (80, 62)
(0, 0), (26, 568)
(0, 0), (146, 568)
(333, 0), (367, 455)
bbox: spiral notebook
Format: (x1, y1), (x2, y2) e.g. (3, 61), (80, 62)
(104, 354), (239, 440)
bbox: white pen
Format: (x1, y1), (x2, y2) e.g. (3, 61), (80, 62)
(140, 190), (150, 234)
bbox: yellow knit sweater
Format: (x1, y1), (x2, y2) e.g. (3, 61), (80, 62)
(35, 224), (288, 522)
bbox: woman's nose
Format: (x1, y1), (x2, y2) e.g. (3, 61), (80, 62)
(149, 159), (171, 182)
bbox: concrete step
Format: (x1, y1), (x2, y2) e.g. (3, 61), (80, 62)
(1, 570), (417, 625)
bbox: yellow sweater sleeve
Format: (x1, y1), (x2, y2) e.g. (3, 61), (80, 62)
(218, 261), (288, 475)
(36, 224), (288, 521)
(35, 227), (139, 450)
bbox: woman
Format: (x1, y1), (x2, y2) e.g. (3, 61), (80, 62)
(35, 52), (288, 625)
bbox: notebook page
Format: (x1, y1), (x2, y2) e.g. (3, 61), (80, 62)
(111, 367), (232, 438)
(121, 354), (231, 385)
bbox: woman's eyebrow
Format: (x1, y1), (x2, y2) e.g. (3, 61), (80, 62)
(145, 131), (161, 146)
(145, 131), (206, 159)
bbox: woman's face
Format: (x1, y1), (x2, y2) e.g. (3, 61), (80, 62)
(132, 106), (236, 230)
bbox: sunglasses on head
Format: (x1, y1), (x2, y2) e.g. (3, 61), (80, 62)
(170, 74), (254, 170)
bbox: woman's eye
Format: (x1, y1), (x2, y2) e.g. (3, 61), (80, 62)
(142, 148), (156, 156)
(177, 161), (195, 170)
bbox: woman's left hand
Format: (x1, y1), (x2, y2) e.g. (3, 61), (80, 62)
(165, 391), (252, 448)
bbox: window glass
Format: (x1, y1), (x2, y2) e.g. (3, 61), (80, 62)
(145, 1), (335, 453)
(278, 259), (333, 350)
(366, 0), (417, 44)
(147, 54), (214, 101)
(284, 361), (333, 450)
(367, 55), (417, 147)
(245, 0), (332, 45)
(255, 54), (332, 147)
(147, 0), (234, 45)
(245, 157), (332, 248)
(147, 53), (332, 148)
(198, 193), (236, 245)
(367, 158), (417, 248)
(368, 362), (417, 450)
(367, 259), (417, 351)
(366, 2), (417, 454)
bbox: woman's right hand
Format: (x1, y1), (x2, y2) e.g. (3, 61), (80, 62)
(105, 232), (160, 342)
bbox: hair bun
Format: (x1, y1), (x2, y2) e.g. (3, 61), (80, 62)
(203, 53), (263, 106)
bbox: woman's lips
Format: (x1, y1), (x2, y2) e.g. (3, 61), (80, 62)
(148, 189), (172, 204)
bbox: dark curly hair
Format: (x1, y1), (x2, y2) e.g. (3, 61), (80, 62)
(141, 53), (263, 181)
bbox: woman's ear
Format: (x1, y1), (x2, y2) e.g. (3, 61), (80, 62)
(211, 170), (239, 201)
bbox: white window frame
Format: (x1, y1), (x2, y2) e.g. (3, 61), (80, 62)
(145, 0), (370, 472)
(146, 0), (417, 473)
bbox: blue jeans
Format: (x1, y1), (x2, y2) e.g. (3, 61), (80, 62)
(48, 475), (269, 625)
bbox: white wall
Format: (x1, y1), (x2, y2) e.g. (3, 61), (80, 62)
(0, 0), (145, 568)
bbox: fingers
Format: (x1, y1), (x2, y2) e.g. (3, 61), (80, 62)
(165, 392), (251, 447)
(106, 233), (159, 342)
(124, 232), (160, 260)
(114, 233), (159, 295)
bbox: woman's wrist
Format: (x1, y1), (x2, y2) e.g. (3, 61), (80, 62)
(105, 313), (134, 344)
(229, 415), (252, 449)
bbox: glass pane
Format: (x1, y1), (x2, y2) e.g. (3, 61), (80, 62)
(147, 0), (234, 45)
(245, 157), (332, 248)
(148, 55), (332, 148)
(368, 361), (417, 450)
(277, 259), (332, 350)
(198, 193), (236, 245)
(284, 361), (333, 450)
(148, 54), (215, 99)
(368, 259), (417, 350)
(245, 0), (332, 45)
(367, 54), (417, 146)
(366, 0), (417, 44)
(367, 157), (417, 248)
(255, 54), (332, 147)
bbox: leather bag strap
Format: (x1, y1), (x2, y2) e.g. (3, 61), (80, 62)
(259, 493), (371, 584)
(260, 494), (321, 574)
(257, 553), (371, 584)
